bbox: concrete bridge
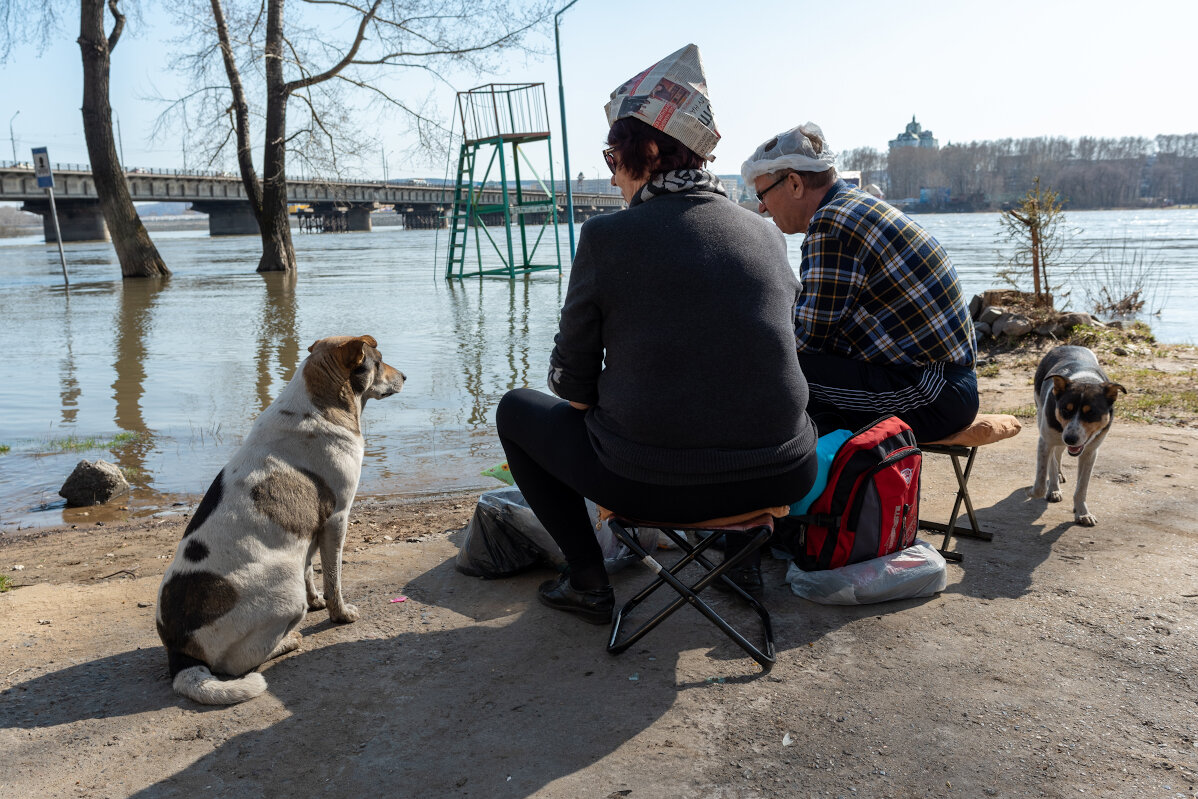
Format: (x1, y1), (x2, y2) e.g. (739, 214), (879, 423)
(0, 162), (624, 242)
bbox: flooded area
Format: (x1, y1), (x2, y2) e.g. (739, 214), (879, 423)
(1, 209), (1196, 530)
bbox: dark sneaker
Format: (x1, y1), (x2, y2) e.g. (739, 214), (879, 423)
(713, 563), (764, 599)
(537, 574), (615, 625)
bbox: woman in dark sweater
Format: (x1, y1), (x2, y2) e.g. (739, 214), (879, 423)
(496, 44), (818, 624)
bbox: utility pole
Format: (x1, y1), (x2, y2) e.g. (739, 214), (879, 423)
(554, 0), (581, 261)
(8, 111), (19, 163)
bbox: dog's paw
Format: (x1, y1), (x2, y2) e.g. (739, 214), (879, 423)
(1075, 512), (1098, 527)
(1046, 490), (1063, 503)
(307, 594), (327, 611)
(330, 603), (360, 623)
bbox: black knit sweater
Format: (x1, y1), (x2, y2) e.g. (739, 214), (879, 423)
(548, 188), (817, 485)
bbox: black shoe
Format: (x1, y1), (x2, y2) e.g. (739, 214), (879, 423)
(713, 563), (764, 599)
(537, 574), (615, 625)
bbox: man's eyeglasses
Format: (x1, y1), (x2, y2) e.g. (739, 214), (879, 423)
(603, 147), (618, 174)
(755, 172), (792, 203)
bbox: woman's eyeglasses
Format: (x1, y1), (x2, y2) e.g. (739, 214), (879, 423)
(603, 147), (618, 174)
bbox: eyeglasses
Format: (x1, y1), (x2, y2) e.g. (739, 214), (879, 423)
(603, 147), (618, 174)
(755, 172), (792, 204)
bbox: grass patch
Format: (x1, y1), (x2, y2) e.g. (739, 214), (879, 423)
(45, 431), (149, 453)
(0, 444), (9, 455)
(120, 466), (143, 482)
(0, 575), (12, 592)
(980, 324), (1198, 426)
(996, 404), (1038, 419)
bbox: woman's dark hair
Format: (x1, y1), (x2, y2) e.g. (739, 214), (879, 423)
(606, 117), (703, 178)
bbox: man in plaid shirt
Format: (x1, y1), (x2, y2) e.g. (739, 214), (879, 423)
(743, 123), (978, 442)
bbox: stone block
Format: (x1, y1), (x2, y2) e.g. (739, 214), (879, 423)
(969, 294), (984, 320)
(59, 459), (130, 507)
(993, 313), (1033, 339)
(977, 306), (1005, 326)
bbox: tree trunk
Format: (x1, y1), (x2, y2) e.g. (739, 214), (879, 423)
(256, 0), (296, 273)
(78, 0), (170, 278)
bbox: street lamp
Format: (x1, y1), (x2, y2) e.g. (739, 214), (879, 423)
(9, 110), (19, 164)
(554, 0), (581, 261)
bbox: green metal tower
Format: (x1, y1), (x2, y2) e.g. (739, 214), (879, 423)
(444, 83), (562, 279)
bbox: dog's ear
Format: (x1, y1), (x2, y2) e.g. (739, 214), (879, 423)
(335, 338), (370, 371)
(307, 340), (320, 354)
(358, 335), (378, 348)
(1104, 382), (1127, 402)
(1050, 374), (1069, 395)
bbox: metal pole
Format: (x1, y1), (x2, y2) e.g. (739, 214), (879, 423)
(555, 0), (581, 261)
(116, 113), (125, 170)
(45, 187), (69, 287)
(9, 111), (19, 163)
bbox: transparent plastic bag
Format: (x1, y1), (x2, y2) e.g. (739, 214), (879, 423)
(455, 487), (657, 578)
(784, 539), (947, 605)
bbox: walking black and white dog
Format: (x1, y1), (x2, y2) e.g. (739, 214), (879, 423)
(1028, 345), (1125, 526)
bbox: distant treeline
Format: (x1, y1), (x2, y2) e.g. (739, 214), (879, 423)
(842, 134), (1198, 210)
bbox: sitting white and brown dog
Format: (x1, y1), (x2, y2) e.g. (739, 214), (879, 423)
(156, 335), (405, 704)
(1028, 345), (1125, 526)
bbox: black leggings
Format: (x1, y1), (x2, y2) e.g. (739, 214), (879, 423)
(495, 389), (818, 589)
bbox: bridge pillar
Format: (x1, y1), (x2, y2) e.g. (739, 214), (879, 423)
(345, 205), (373, 232)
(398, 207), (446, 229)
(191, 201), (259, 236)
(21, 199), (109, 242)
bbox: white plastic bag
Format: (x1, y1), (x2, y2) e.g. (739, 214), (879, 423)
(784, 539), (947, 605)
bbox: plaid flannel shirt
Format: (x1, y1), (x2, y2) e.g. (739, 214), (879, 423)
(797, 180), (975, 368)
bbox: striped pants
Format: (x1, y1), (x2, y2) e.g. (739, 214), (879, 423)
(799, 352), (979, 443)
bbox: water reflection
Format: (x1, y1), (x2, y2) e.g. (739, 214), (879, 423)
(59, 293), (80, 426)
(255, 271), (300, 412)
(447, 276), (562, 430)
(112, 277), (165, 484)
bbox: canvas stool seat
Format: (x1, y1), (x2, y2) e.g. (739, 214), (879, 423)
(918, 414), (1021, 561)
(602, 506), (788, 673)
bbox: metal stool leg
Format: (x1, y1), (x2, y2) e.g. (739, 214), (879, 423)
(606, 520), (776, 672)
(920, 445), (992, 562)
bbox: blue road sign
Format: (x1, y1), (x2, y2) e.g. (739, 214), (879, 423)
(31, 147), (54, 189)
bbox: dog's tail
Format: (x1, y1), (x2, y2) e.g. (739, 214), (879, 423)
(173, 665), (266, 705)
(170, 652), (267, 705)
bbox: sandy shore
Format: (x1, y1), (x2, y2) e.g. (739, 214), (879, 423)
(2, 355), (1197, 798)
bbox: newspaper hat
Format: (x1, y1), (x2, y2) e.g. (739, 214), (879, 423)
(741, 122), (838, 188)
(604, 44), (720, 161)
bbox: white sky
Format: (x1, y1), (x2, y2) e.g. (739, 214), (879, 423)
(2, 0), (1195, 180)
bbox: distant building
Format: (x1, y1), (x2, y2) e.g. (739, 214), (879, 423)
(889, 116), (939, 150)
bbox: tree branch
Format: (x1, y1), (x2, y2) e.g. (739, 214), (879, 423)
(106, 0), (125, 52)
(282, 0), (381, 94)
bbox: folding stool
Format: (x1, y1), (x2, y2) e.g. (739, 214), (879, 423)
(605, 509), (785, 673)
(918, 413), (1022, 562)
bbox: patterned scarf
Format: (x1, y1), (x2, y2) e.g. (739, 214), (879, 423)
(630, 169), (727, 207)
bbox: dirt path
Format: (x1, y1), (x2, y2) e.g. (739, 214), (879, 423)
(3, 394), (1198, 796)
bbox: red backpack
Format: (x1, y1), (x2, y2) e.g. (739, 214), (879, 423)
(796, 416), (922, 571)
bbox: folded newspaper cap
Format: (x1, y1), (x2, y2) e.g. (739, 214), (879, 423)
(604, 44), (720, 161)
(741, 122), (838, 188)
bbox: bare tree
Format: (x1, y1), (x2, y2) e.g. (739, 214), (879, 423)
(998, 177), (1065, 307)
(165, 0), (550, 273)
(1, 0), (168, 277)
(80, 0), (170, 277)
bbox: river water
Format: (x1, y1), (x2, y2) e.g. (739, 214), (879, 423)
(1, 209), (1196, 530)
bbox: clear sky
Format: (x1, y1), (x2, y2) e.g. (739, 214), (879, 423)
(2, 0), (1195, 181)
